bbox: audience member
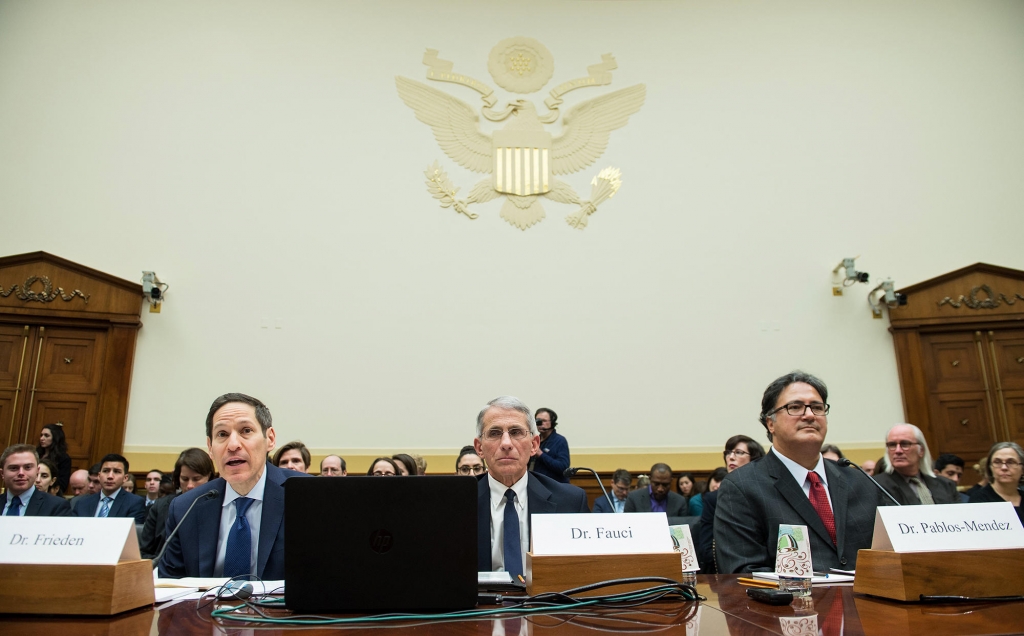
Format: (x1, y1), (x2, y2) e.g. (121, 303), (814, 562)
(273, 441), (311, 473)
(122, 473), (136, 493)
(635, 474), (650, 490)
(456, 445), (486, 476)
(158, 392), (310, 579)
(933, 453), (965, 484)
(36, 457), (62, 496)
(968, 442), (1024, 524)
(474, 396), (588, 577)
(624, 463), (689, 516)
(707, 467), (727, 492)
(320, 455), (347, 476)
(71, 453), (146, 523)
(143, 470), (163, 506)
(140, 448), (215, 559)
(392, 453), (417, 476)
(86, 463), (102, 494)
(860, 459), (877, 475)
(159, 475), (175, 497)
(410, 453), (427, 475)
(593, 469), (631, 513)
(715, 371), (885, 573)
(698, 435), (765, 573)
(964, 458), (989, 499)
(531, 407), (571, 483)
(368, 457), (400, 476)
(683, 473), (705, 517)
(873, 424), (959, 505)
(68, 468), (90, 496)
(821, 444), (844, 461)
(1, 444), (72, 516)
(37, 422), (71, 495)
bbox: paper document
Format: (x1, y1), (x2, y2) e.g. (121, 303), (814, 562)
(478, 572), (513, 584)
(154, 587), (198, 603)
(154, 578), (285, 594)
(752, 571), (854, 586)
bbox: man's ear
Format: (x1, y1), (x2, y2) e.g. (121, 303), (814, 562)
(265, 427), (276, 453)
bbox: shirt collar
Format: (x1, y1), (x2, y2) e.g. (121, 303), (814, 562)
(101, 486), (122, 501)
(771, 447), (828, 488)
(11, 485), (35, 504)
(488, 471), (528, 510)
(223, 465), (268, 507)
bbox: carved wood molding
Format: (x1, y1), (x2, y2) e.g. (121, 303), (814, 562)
(937, 284), (1024, 310)
(0, 275), (90, 304)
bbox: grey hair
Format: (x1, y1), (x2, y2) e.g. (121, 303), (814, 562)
(476, 396), (538, 438)
(883, 423), (935, 477)
(984, 441), (1024, 483)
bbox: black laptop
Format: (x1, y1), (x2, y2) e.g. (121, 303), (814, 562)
(284, 475), (478, 612)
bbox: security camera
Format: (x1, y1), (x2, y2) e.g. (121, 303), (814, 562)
(832, 257), (870, 295)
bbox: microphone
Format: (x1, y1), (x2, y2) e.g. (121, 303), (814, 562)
(152, 489), (220, 569)
(837, 459), (901, 506)
(565, 467), (615, 512)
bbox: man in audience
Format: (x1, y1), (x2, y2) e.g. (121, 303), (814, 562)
(320, 455), (347, 476)
(273, 441), (310, 473)
(530, 407), (570, 483)
(592, 469), (631, 513)
(873, 424), (959, 505)
(87, 463), (102, 494)
(1, 444), (72, 516)
(158, 393), (310, 579)
(143, 470), (163, 507)
(860, 459), (877, 475)
(715, 371), (886, 573)
(475, 396), (588, 578)
(72, 453), (147, 523)
(140, 448), (215, 559)
(68, 469), (90, 496)
(933, 453), (965, 484)
(624, 463), (689, 517)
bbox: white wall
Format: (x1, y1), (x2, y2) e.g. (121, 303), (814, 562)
(1, 0), (1022, 458)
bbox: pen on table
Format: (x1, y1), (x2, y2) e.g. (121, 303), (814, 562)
(737, 578), (778, 588)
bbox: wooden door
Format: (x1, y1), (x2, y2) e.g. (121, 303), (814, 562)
(0, 324), (33, 449)
(985, 329), (1024, 446)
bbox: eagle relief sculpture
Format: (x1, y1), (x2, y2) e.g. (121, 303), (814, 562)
(396, 37), (646, 230)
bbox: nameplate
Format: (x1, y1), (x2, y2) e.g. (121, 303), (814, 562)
(872, 502), (1024, 552)
(531, 512), (673, 556)
(0, 517), (141, 565)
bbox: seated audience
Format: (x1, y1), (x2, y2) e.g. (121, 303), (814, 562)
(624, 463), (689, 517)
(968, 442), (1024, 524)
(159, 392), (311, 579)
(410, 453), (427, 475)
(698, 436), (765, 573)
(821, 444), (844, 461)
(159, 475), (175, 497)
(455, 445), (486, 476)
(368, 457), (400, 476)
(707, 467), (727, 493)
(860, 459), (877, 475)
(964, 458), (989, 499)
(684, 474), (706, 517)
(37, 423), (71, 495)
(273, 441), (311, 473)
(715, 371), (886, 573)
(531, 407), (571, 483)
(474, 396), (588, 577)
(635, 474), (650, 490)
(873, 424), (959, 505)
(593, 468), (631, 513)
(1, 444), (72, 516)
(68, 468), (90, 497)
(72, 454), (147, 523)
(122, 473), (136, 493)
(143, 470), (163, 507)
(36, 457), (62, 496)
(934, 452), (968, 501)
(320, 454), (347, 476)
(140, 448), (215, 559)
(392, 453), (417, 476)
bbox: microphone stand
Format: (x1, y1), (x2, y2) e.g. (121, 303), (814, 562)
(152, 489), (220, 570)
(837, 459), (901, 506)
(565, 467), (615, 512)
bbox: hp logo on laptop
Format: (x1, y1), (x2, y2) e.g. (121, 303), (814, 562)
(369, 529), (393, 554)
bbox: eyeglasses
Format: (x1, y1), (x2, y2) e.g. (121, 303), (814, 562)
(768, 402), (830, 417)
(724, 449), (750, 458)
(371, 471), (396, 476)
(991, 459), (1022, 469)
(457, 465), (486, 475)
(482, 427), (531, 441)
(885, 441), (919, 451)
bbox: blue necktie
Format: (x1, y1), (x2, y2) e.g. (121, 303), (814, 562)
(503, 489), (523, 578)
(6, 496), (21, 516)
(98, 496), (112, 517)
(224, 497), (254, 578)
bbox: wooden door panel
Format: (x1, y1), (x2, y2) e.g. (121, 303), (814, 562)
(1003, 392), (1024, 447)
(0, 394), (17, 449)
(989, 330), (1024, 391)
(29, 394), (97, 461)
(0, 324), (30, 388)
(928, 393), (998, 456)
(921, 333), (987, 394)
(34, 328), (106, 392)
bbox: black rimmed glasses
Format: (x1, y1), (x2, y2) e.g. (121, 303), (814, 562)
(991, 459), (1022, 469)
(768, 402), (830, 418)
(457, 465), (486, 475)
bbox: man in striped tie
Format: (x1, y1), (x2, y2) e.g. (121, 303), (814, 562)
(71, 453), (146, 523)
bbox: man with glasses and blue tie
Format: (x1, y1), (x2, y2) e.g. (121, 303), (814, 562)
(474, 396), (589, 579)
(71, 453), (146, 523)
(714, 372), (887, 574)
(872, 424), (959, 505)
(158, 393), (309, 579)
(1, 444), (71, 517)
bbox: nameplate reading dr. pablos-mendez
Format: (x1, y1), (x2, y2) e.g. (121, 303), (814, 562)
(0, 517), (141, 565)
(872, 502), (1024, 552)
(531, 512), (674, 556)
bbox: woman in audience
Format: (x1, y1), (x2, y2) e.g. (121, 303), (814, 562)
(140, 448), (215, 559)
(968, 442), (1024, 524)
(273, 441), (311, 473)
(368, 457), (400, 476)
(455, 445), (486, 476)
(122, 473), (136, 493)
(35, 457), (62, 495)
(392, 453), (417, 476)
(37, 422), (71, 495)
(676, 472), (701, 515)
(698, 435), (766, 573)
(821, 444), (845, 461)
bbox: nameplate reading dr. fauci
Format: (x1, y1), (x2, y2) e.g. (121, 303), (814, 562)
(531, 512), (674, 556)
(0, 517), (142, 565)
(872, 502), (1024, 552)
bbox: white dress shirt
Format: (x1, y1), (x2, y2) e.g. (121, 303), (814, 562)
(487, 472), (529, 573)
(214, 468), (267, 576)
(94, 486), (123, 516)
(771, 448), (834, 510)
(3, 485), (34, 516)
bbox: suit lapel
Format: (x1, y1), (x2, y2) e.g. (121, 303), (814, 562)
(26, 490), (44, 516)
(197, 481), (225, 576)
(110, 492), (126, 518)
(766, 453), (834, 550)
(257, 466), (284, 578)
(527, 473), (556, 547)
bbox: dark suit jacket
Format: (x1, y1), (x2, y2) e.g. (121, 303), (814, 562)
(968, 484), (1024, 524)
(591, 493), (625, 513)
(157, 464), (308, 579)
(140, 493), (176, 559)
(623, 488), (690, 517)
(697, 490), (719, 573)
(714, 451), (886, 574)
(0, 488), (72, 517)
(477, 471), (590, 571)
(72, 490), (147, 523)
(872, 471), (960, 505)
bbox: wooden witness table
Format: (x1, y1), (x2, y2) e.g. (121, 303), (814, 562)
(1, 575), (1022, 634)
